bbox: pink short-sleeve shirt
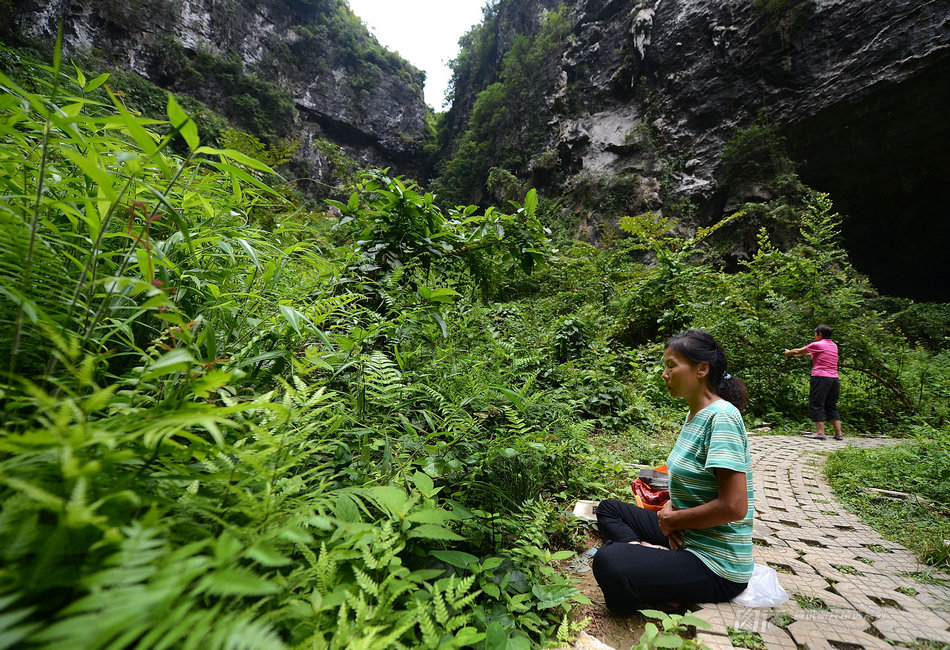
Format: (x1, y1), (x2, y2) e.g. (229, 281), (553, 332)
(805, 338), (839, 378)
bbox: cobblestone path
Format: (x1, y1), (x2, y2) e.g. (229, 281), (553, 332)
(694, 435), (950, 649)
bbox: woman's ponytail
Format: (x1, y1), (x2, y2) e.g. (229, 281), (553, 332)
(716, 374), (749, 414)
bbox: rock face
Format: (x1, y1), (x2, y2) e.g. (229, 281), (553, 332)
(441, 0), (950, 298)
(508, 0), (949, 209)
(10, 0), (428, 187)
(635, 0), (949, 211)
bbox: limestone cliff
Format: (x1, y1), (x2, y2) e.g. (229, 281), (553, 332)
(439, 0), (950, 298)
(9, 0), (428, 188)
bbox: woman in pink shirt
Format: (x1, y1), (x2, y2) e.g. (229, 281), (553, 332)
(784, 325), (844, 440)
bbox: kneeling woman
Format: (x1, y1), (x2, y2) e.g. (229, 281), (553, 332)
(593, 330), (753, 614)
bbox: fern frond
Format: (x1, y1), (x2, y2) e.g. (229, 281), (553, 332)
(358, 538), (383, 571)
(503, 408), (532, 436)
(352, 565), (379, 598)
(295, 540), (319, 569)
(376, 574), (415, 606)
(302, 292), (360, 329)
(210, 611), (286, 650)
(443, 613), (470, 632)
(362, 351), (403, 408)
(370, 611), (418, 650)
(315, 543), (338, 593)
(0, 592), (40, 648)
(334, 598), (351, 646)
(431, 589), (449, 625)
(415, 604), (438, 648)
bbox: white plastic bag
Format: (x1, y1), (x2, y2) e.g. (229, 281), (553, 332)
(731, 563), (789, 607)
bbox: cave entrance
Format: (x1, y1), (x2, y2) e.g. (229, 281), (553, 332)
(783, 59), (950, 302)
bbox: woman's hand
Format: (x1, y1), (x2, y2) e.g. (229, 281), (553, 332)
(657, 501), (684, 549)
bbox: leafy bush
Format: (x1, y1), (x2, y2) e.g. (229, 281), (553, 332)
(871, 297), (950, 351)
(553, 317), (592, 361)
(720, 117), (795, 187)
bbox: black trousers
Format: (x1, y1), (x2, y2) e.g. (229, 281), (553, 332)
(808, 376), (841, 421)
(592, 499), (747, 615)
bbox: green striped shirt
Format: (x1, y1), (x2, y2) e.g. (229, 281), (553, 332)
(666, 400), (754, 583)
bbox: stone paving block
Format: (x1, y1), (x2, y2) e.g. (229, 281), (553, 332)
(786, 620), (892, 650)
(832, 583), (906, 614)
(832, 532), (875, 546)
(754, 549), (821, 576)
(900, 580), (948, 605)
(856, 554), (924, 573)
(755, 626), (797, 650)
(779, 574), (837, 597)
(832, 572), (901, 594)
(722, 611), (799, 650)
(773, 602), (871, 632)
(874, 609), (950, 644)
(691, 602), (746, 636)
(932, 606), (950, 628)
(858, 538), (906, 552)
(793, 587), (854, 610)
(756, 513), (789, 525)
(752, 532), (786, 549)
(697, 626), (799, 650)
(801, 549), (890, 577)
(786, 539), (836, 555)
(798, 546), (858, 561)
(693, 632), (735, 649)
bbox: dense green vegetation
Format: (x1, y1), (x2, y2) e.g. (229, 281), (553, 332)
(436, 5), (570, 206)
(0, 49), (602, 649)
(1, 35), (949, 650)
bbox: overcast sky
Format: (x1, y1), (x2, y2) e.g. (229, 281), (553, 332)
(345, 0), (488, 109)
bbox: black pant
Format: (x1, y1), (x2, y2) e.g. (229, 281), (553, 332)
(592, 499), (747, 615)
(808, 376), (841, 421)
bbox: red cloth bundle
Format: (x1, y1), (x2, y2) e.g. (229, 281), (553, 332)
(631, 464), (670, 512)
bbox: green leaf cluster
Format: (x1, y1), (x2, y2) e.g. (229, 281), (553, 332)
(0, 53), (604, 649)
(635, 609), (711, 649)
(436, 6), (570, 205)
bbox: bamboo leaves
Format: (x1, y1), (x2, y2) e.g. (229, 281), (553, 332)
(166, 95), (199, 152)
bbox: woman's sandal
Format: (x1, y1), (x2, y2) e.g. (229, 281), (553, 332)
(833, 434), (844, 440)
(803, 433), (827, 440)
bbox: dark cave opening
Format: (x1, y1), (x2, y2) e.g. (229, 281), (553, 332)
(783, 59), (950, 302)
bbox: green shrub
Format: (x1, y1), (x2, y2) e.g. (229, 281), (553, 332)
(721, 117), (795, 186)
